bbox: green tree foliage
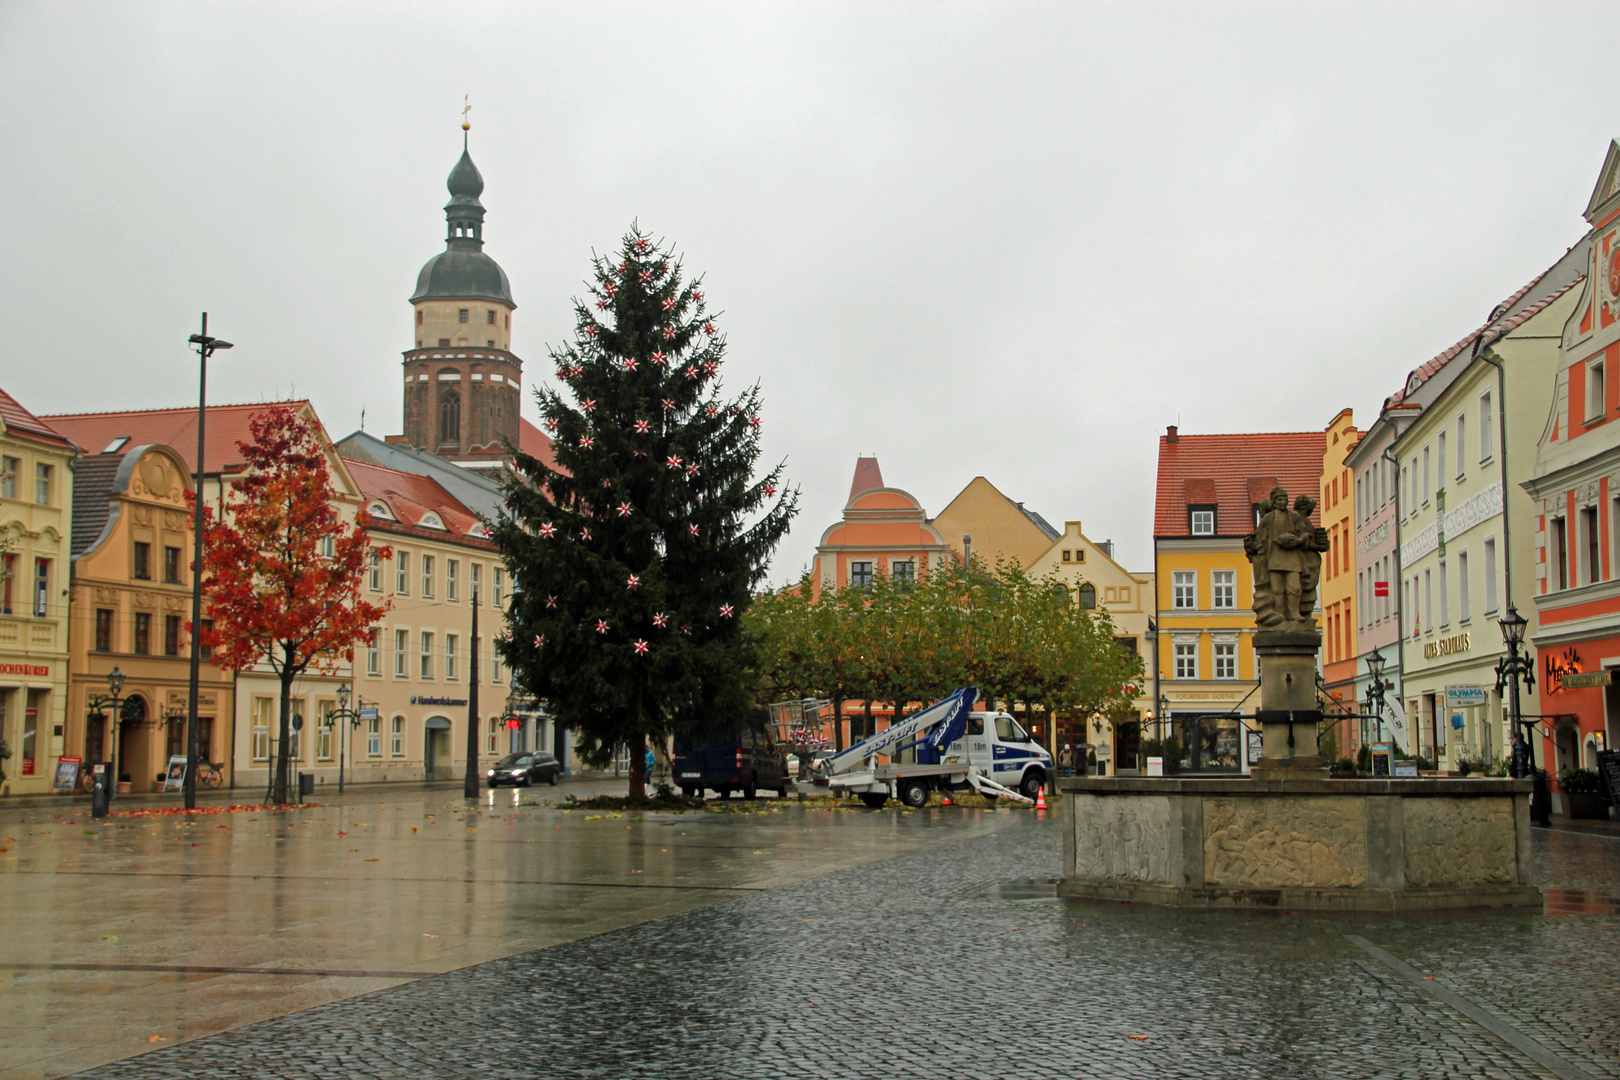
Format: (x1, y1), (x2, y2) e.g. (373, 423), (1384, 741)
(495, 226), (797, 795)
(749, 560), (1144, 736)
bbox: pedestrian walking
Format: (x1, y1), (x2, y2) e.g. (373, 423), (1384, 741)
(645, 746), (655, 786)
(1058, 742), (1072, 778)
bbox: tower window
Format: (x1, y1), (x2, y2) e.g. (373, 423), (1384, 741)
(440, 390), (461, 443)
(438, 338), (450, 347)
(486, 310), (495, 325)
(505, 314), (510, 329)
(487, 340), (495, 347)
(417, 311), (423, 325)
(459, 309), (469, 323)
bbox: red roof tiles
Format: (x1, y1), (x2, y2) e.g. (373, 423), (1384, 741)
(347, 458), (492, 545)
(518, 417), (563, 475)
(41, 401), (311, 475)
(1155, 430), (1324, 538)
(0, 385), (75, 450)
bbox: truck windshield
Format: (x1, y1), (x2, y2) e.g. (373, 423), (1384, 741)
(995, 717), (1030, 742)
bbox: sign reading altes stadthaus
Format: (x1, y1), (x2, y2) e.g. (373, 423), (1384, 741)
(1423, 633), (1470, 660)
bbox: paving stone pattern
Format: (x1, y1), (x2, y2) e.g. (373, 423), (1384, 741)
(72, 816), (1620, 1080)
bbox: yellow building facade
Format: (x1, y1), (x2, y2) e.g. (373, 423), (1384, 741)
(932, 476), (1060, 570)
(1318, 409), (1362, 754)
(0, 387), (76, 795)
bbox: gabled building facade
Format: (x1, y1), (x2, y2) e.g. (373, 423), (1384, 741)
(1319, 410), (1362, 753)
(812, 457), (951, 599)
(0, 387), (76, 795)
(931, 476), (1061, 571)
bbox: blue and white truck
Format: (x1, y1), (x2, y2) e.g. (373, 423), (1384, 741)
(795, 687), (1051, 808)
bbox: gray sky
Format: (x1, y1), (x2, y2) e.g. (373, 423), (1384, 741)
(3, 1), (1616, 581)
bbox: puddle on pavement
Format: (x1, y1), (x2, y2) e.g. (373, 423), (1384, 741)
(989, 878), (1060, 902)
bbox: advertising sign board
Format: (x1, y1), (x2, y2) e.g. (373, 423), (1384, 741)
(1381, 699), (1410, 754)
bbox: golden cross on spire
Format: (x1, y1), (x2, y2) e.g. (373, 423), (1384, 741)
(462, 95), (472, 131)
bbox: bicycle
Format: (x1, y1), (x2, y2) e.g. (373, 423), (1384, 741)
(197, 761), (226, 789)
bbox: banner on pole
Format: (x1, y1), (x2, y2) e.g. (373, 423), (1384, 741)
(1381, 699), (1410, 754)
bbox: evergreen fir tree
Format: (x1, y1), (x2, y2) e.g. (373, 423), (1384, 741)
(494, 225), (797, 796)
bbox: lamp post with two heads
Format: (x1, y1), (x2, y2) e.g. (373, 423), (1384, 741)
(87, 665), (125, 818)
(1495, 605), (1547, 825)
(183, 316), (231, 810)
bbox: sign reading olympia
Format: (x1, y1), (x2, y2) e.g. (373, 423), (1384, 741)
(1445, 685), (1488, 708)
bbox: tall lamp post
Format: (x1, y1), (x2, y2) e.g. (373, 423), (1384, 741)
(1366, 645), (1389, 745)
(86, 665), (125, 818)
(328, 682), (367, 795)
(183, 315), (232, 810)
(464, 587), (481, 799)
(1495, 605), (1547, 825)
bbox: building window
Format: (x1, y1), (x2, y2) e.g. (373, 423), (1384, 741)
(492, 651), (503, 684)
(471, 563), (481, 602)
(1438, 560), (1449, 627)
(486, 310), (496, 325)
(1456, 415), (1466, 478)
(1212, 570), (1236, 609)
(317, 700), (336, 761)
(1553, 517), (1569, 590)
(1062, 550), (1071, 562)
(487, 716), (500, 754)
(446, 634), (458, 681)
(1583, 505), (1601, 585)
(369, 549), (382, 591)
(320, 535), (335, 560)
(1482, 537), (1497, 614)
(1423, 570), (1433, 632)
(1078, 582), (1096, 609)
(421, 632), (434, 679)
(438, 338), (450, 347)
(367, 717), (381, 757)
(95, 608), (113, 651)
(422, 554), (435, 598)
(1190, 506), (1216, 536)
(417, 310), (424, 325)
(133, 542), (151, 580)
(1421, 446), (1430, 505)
(1590, 361), (1607, 423)
(163, 546), (181, 583)
(134, 612), (150, 654)
(446, 559), (459, 601)
(1172, 570), (1196, 609)
(1213, 642), (1237, 680)
(253, 697), (273, 760)
(33, 558), (47, 617)
(390, 716), (404, 756)
(200, 618), (213, 662)
(367, 628), (380, 675)
(849, 561), (873, 588)
(891, 560), (916, 585)
(395, 629), (408, 676)
(396, 551), (410, 594)
(164, 614), (181, 656)
(1480, 391), (1493, 461)
(493, 567), (504, 609)
(1174, 641), (1197, 680)
(458, 308), (469, 323)
(1457, 550), (1471, 622)
(0, 456), (17, 499)
(439, 391), (460, 442)
(34, 463), (51, 505)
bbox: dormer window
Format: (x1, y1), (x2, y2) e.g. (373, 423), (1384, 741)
(1190, 505), (1216, 536)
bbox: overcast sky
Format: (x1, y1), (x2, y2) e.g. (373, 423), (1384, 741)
(2, 1), (1616, 580)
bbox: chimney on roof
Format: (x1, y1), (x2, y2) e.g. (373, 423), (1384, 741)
(1166, 425), (1179, 444)
(1100, 540), (1113, 558)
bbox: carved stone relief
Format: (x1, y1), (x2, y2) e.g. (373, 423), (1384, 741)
(1403, 798), (1516, 886)
(132, 506), (154, 526)
(1203, 796), (1367, 889)
(163, 510), (186, 531)
(1070, 794), (1172, 884)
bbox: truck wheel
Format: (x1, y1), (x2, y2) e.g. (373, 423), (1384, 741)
(717, 787), (731, 800)
(899, 779), (930, 808)
(1019, 770), (1045, 801)
(859, 792), (889, 809)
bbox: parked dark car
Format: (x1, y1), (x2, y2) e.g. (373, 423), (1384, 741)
(486, 751), (562, 788)
(673, 713), (789, 799)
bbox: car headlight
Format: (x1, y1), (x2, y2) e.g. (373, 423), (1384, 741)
(486, 770), (495, 777)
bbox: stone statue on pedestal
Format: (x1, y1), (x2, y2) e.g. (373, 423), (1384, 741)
(1244, 487), (1329, 632)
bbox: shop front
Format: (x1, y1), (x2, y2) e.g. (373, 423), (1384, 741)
(1531, 636), (1618, 814)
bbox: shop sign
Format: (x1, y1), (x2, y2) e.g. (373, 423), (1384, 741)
(54, 756), (81, 792)
(412, 696), (467, 707)
(0, 662), (50, 677)
(1374, 580), (1389, 597)
(1545, 646), (1584, 692)
(1423, 633), (1471, 660)
(1445, 685), (1487, 708)
(1560, 670), (1611, 690)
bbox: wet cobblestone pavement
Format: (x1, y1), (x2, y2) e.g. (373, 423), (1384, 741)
(66, 812), (1620, 1080)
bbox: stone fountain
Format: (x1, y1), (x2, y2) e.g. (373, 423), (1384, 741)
(1059, 487), (1538, 911)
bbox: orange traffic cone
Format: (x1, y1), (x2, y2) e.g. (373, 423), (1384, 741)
(1034, 787), (1048, 811)
(941, 795), (953, 805)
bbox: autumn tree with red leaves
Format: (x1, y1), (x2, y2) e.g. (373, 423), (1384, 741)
(197, 406), (390, 804)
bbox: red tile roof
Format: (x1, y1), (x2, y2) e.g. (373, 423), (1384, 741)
(848, 457), (885, 503)
(1155, 430), (1325, 538)
(0, 385), (76, 450)
(41, 401), (311, 474)
(346, 457), (492, 544)
(518, 418), (561, 474)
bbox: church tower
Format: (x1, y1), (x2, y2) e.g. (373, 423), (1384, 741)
(401, 123), (522, 474)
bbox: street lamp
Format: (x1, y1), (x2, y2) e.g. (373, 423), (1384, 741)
(1366, 645), (1388, 744)
(1157, 694), (1170, 746)
(328, 682), (368, 794)
(86, 665), (126, 818)
(1495, 605), (1547, 825)
(183, 315), (232, 811)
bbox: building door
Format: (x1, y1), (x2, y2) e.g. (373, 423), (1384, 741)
(1115, 720), (1140, 771)
(118, 696), (149, 790)
(424, 718), (451, 779)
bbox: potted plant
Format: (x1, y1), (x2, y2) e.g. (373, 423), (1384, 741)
(116, 772), (131, 795)
(1557, 767), (1608, 819)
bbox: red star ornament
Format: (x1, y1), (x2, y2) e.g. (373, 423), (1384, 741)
(622, 357), (638, 372)
(681, 624), (693, 636)
(719, 603), (735, 619)
(602, 478), (613, 489)
(595, 299), (608, 311)
(661, 398), (676, 411)
(580, 527), (592, 541)
(539, 523), (557, 539)
(533, 634), (544, 649)
(685, 463), (700, 477)
(749, 416), (761, 429)
(665, 455), (683, 470)
(638, 269), (652, 284)
(604, 282), (618, 297)
(627, 574), (640, 589)
(691, 290), (703, 303)
(544, 417), (558, 432)
(703, 322), (716, 335)
(661, 297), (676, 312)
(578, 435), (595, 449)
(663, 326), (676, 340)
(765, 485), (777, 498)
(702, 360), (718, 375)
(652, 612), (669, 628)
(546, 595), (558, 609)
(595, 619), (609, 634)
(633, 639), (650, 656)
(651, 350), (667, 366)
(688, 524), (699, 537)
(683, 366), (698, 380)
(584, 325), (597, 338)
(616, 502), (633, 518)
(634, 419), (651, 434)
(582, 399), (596, 411)
(704, 405), (718, 418)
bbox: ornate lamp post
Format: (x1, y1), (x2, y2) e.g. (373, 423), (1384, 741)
(1495, 605), (1547, 825)
(328, 682), (367, 795)
(86, 665), (125, 818)
(1366, 645), (1388, 743)
(183, 315), (231, 810)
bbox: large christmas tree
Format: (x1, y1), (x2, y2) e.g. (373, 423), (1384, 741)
(495, 226), (797, 796)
